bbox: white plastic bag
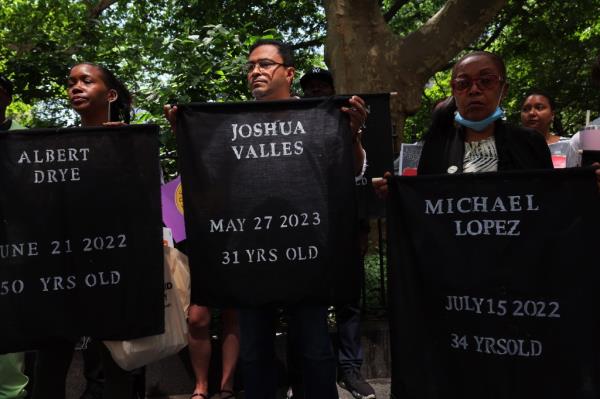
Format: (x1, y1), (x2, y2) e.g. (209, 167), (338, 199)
(104, 246), (190, 370)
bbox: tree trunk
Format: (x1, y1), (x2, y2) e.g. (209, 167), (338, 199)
(324, 0), (507, 151)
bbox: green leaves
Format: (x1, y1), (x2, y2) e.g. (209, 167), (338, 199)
(0, 0), (324, 176)
(401, 0), (600, 141)
(6, 0), (597, 163)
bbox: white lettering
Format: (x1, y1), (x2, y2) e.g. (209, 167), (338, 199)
(425, 199), (444, 215)
(526, 194), (540, 211)
(457, 197), (472, 213)
(17, 151), (31, 164)
(32, 168), (80, 184)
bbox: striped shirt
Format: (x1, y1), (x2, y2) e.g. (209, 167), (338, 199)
(463, 136), (498, 173)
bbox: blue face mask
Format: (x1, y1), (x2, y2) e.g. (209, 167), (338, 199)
(454, 106), (505, 132)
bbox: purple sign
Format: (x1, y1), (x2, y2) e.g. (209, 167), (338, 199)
(161, 176), (186, 242)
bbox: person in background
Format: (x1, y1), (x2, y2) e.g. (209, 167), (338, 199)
(520, 91), (567, 144)
(285, 67), (375, 399)
(520, 91), (570, 168)
(300, 68), (335, 98)
(0, 72), (29, 399)
(32, 62), (144, 399)
(566, 54), (600, 168)
(185, 302), (239, 399)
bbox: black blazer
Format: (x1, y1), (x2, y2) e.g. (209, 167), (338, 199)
(417, 120), (553, 175)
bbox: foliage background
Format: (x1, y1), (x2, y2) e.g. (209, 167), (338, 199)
(1, 0), (599, 314)
(2, 0), (599, 149)
(392, 0), (600, 143)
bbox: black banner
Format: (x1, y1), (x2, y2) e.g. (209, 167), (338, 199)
(387, 168), (600, 398)
(177, 97), (360, 307)
(352, 93), (393, 219)
(0, 125), (164, 353)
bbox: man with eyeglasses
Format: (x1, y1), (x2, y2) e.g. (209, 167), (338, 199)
(165, 39), (367, 399)
(0, 73), (29, 399)
(241, 40), (367, 399)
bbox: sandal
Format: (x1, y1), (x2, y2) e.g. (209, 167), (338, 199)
(218, 390), (236, 399)
(190, 394), (209, 399)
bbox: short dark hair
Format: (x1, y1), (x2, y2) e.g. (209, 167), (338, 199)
(300, 67), (334, 90)
(452, 51), (507, 81)
(249, 39), (295, 67)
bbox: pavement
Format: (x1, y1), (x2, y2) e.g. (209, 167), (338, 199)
(337, 379), (391, 399)
(149, 378), (391, 398)
(64, 340), (391, 399)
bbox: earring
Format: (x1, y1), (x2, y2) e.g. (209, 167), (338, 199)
(108, 89), (119, 121)
(107, 99), (113, 122)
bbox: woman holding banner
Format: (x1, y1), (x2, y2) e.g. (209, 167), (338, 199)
(32, 63), (142, 399)
(375, 51), (600, 191)
(375, 51), (553, 195)
(417, 51), (553, 175)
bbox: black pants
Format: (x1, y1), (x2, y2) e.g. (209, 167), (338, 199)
(287, 301), (364, 392)
(32, 339), (142, 399)
(336, 301), (363, 373)
(240, 306), (337, 399)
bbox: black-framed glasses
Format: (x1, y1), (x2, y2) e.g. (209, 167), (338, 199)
(243, 59), (286, 74)
(451, 74), (503, 92)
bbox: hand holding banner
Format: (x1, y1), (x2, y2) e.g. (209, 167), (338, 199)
(387, 168), (600, 398)
(0, 125), (164, 353)
(176, 97), (360, 307)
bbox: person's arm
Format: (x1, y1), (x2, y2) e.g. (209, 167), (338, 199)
(341, 95), (367, 176)
(566, 133), (582, 167)
(102, 121), (127, 127)
(372, 171), (392, 200)
(163, 104), (178, 133)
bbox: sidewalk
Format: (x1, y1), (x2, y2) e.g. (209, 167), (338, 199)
(155, 378), (391, 399)
(65, 321), (391, 398)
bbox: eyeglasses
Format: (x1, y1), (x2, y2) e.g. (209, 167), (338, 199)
(243, 59), (286, 74)
(451, 74), (503, 92)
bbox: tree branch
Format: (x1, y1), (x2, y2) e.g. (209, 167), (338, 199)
(469, 0), (526, 51)
(384, 0), (410, 22)
(291, 36), (325, 50)
(88, 0), (119, 19)
(400, 0), (509, 81)
(438, 61), (455, 72)
(480, 20), (509, 49)
(433, 73), (448, 98)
